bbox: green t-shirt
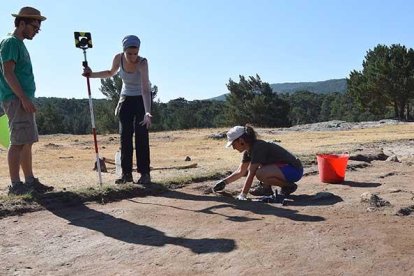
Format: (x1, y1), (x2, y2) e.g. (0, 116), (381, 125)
(0, 35), (35, 101)
(242, 140), (303, 169)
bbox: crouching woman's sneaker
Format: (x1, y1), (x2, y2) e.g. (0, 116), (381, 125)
(280, 182), (298, 196)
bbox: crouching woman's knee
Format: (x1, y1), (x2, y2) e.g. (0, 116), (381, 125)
(255, 167), (266, 182)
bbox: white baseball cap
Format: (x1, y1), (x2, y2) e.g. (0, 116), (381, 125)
(225, 126), (245, 148)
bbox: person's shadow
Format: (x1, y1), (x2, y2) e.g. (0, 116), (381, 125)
(128, 183), (327, 223)
(286, 193), (343, 207)
(34, 191), (235, 254)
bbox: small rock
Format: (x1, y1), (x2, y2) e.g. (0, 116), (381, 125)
(360, 192), (374, 202)
(400, 156), (414, 165)
(386, 155), (399, 162)
(185, 156), (191, 161)
(208, 132), (226, 139)
(396, 205), (414, 216)
(93, 157), (108, 172)
(379, 172), (396, 178)
(45, 143), (61, 148)
(349, 149), (388, 163)
(361, 192), (391, 207)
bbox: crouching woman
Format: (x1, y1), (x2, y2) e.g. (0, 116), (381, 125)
(213, 124), (303, 200)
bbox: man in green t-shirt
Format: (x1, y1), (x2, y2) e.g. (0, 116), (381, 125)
(0, 7), (53, 195)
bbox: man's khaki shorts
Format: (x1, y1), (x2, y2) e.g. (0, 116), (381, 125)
(1, 98), (38, 145)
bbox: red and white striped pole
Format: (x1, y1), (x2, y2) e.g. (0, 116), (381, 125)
(82, 49), (103, 186)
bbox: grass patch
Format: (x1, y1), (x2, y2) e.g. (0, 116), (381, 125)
(0, 184), (169, 219)
(156, 171), (231, 187)
(0, 171), (231, 218)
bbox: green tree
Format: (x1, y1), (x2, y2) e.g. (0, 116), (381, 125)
(225, 74), (290, 127)
(162, 98), (193, 129)
(94, 100), (118, 134)
(150, 98), (226, 131)
(280, 91), (323, 125)
(36, 102), (65, 134)
(348, 44), (414, 120)
(100, 73), (122, 110)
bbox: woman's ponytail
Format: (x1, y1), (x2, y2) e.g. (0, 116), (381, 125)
(241, 124), (257, 146)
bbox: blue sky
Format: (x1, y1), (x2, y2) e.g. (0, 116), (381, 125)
(2, 1), (414, 102)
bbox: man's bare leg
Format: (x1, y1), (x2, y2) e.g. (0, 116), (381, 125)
(8, 145), (23, 182)
(20, 143), (34, 180)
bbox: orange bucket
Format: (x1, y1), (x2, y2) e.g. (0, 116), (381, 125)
(316, 154), (349, 183)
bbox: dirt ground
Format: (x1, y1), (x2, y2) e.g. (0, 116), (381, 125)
(0, 123), (414, 275)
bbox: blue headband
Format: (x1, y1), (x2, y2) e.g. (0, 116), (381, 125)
(122, 35), (140, 50)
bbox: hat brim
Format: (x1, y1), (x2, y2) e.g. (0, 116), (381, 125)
(12, 14), (47, 21)
(225, 140), (234, 148)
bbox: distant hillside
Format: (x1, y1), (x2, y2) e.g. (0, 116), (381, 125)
(271, 78), (347, 94)
(210, 78), (347, 101)
(209, 94), (228, 101)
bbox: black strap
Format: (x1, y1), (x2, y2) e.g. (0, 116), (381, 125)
(120, 53), (124, 70)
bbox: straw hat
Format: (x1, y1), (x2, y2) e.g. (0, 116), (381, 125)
(12, 7), (46, 21)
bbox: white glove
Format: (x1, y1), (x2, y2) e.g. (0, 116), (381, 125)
(236, 193), (248, 201)
(213, 180), (226, 192)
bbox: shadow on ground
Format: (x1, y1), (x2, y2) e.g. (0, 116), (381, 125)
(1, 180), (332, 250)
(343, 180), (382, 188)
(287, 193), (343, 206)
(127, 183), (327, 223)
(329, 180), (382, 188)
(32, 188), (236, 254)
